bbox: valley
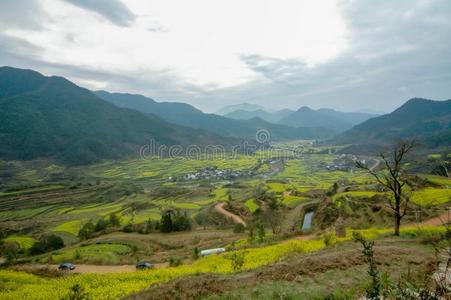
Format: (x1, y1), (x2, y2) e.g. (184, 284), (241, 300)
(0, 140), (450, 299)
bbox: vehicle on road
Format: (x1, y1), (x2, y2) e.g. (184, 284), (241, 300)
(58, 263), (75, 271)
(136, 262), (154, 270)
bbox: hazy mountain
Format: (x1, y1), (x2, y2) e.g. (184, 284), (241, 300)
(277, 106), (351, 131)
(215, 103), (265, 115)
(277, 106), (376, 132)
(316, 108), (377, 125)
(334, 98), (451, 146)
(95, 90), (204, 123)
(224, 109), (294, 123)
(96, 91), (335, 141)
(0, 67), (235, 165)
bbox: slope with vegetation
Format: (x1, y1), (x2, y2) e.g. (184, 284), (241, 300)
(335, 98), (451, 147)
(0, 67), (239, 165)
(95, 91), (335, 140)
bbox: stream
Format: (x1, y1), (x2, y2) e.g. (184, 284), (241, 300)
(302, 210), (314, 230)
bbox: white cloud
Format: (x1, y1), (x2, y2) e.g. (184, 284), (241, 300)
(0, 0), (450, 113)
(2, 0), (348, 89)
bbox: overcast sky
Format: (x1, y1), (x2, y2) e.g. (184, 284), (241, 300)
(1, 0), (450, 113)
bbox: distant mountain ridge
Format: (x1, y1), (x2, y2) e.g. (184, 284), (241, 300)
(0, 67), (237, 164)
(218, 103), (376, 131)
(95, 91), (335, 141)
(215, 103), (265, 115)
(224, 109), (294, 123)
(334, 97), (451, 146)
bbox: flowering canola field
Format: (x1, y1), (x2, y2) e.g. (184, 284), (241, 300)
(0, 226), (445, 300)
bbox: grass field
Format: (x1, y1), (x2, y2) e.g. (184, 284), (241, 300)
(52, 219), (87, 236)
(2, 236), (36, 249)
(42, 243), (131, 265)
(245, 199), (259, 213)
(411, 188), (451, 206)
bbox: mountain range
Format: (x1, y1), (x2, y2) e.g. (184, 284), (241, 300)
(333, 98), (451, 147)
(223, 109), (294, 123)
(215, 103), (266, 115)
(1, 66), (450, 165)
(218, 104), (377, 132)
(95, 91), (335, 141)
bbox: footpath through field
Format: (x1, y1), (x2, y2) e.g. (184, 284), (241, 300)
(416, 211), (450, 226)
(214, 202), (246, 226)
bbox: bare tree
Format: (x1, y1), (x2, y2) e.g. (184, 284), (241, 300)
(356, 140), (415, 236)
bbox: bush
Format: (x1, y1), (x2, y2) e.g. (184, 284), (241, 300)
(257, 224), (266, 243)
(108, 213), (121, 227)
(29, 235), (64, 255)
(227, 252), (245, 271)
(94, 219), (109, 232)
(233, 223), (245, 233)
(169, 257), (182, 267)
(322, 231), (336, 246)
(192, 247), (199, 260)
(78, 221), (95, 240)
(122, 223), (134, 233)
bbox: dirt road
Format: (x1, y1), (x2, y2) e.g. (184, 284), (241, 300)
(17, 263), (169, 274)
(370, 158), (381, 171)
(417, 211), (450, 226)
(214, 202), (246, 226)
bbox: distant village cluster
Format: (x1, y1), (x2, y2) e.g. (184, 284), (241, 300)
(181, 166), (249, 181)
(322, 154), (359, 171)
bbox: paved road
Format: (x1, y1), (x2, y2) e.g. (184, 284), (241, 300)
(214, 202), (246, 226)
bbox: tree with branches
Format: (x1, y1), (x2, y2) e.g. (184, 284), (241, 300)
(356, 140), (415, 236)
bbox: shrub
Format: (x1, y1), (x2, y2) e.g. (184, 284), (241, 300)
(65, 284), (91, 300)
(192, 247), (199, 260)
(257, 223), (266, 243)
(108, 213), (121, 227)
(233, 223), (245, 233)
(322, 231), (336, 246)
(227, 252), (245, 271)
(94, 219), (109, 232)
(169, 257), (182, 267)
(122, 223), (134, 233)
(78, 221), (95, 240)
(29, 235), (64, 255)
(353, 232), (380, 300)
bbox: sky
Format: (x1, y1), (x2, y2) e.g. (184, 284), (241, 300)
(0, 0), (450, 113)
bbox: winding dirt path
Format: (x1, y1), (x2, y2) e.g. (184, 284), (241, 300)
(417, 211), (450, 226)
(369, 158), (381, 172)
(214, 202), (246, 226)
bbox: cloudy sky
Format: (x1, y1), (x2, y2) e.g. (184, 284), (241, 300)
(1, 0), (450, 113)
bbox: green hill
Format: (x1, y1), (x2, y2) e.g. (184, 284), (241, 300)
(0, 67), (236, 165)
(333, 98), (451, 146)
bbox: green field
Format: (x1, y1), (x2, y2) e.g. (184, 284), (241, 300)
(43, 243), (131, 264)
